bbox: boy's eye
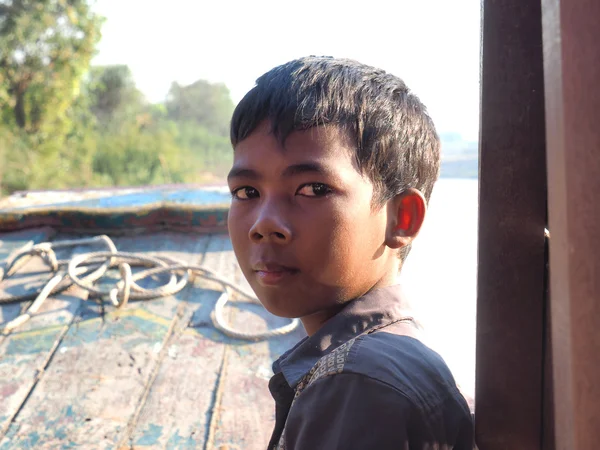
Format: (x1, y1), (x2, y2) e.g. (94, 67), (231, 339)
(296, 183), (332, 197)
(232, 187), (259, 200)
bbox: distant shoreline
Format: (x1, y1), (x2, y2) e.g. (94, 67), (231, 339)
(440, 157), (478, 179)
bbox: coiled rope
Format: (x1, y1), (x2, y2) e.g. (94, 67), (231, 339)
(0, 235), (299, 340)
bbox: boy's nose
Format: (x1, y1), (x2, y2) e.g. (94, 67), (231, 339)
(249, 204), (292, 244)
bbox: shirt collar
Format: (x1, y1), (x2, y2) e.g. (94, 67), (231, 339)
(273, 283), (414, 388)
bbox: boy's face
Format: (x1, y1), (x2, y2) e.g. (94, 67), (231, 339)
(227, 122), (400, 333)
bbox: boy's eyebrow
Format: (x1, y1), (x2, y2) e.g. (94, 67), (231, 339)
(282, 162), (328, 177)
(227, 167), (260, 182)
(227, 162), (330, 182)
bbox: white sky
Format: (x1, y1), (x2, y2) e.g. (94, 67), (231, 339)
(92, 0), (481, 140)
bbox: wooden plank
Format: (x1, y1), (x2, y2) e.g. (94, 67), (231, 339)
(0, 233), (208, 449)
(209, 251), (306, 449)
(0, 230), (92, 438)
(0, 234), (105, 444)
(125, 234), (232, 449)
(476, 0), (548, 448)
(542, 0), (600, 448)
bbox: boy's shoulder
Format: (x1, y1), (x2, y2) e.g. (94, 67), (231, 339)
(299, 322), (466, 414)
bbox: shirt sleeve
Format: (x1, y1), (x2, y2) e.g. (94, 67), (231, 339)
(282, 373), (475, 450)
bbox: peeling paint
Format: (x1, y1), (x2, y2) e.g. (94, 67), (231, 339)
(166, 429), (200, 449)
(5, 327), (64, 355)
(135, 424), (164, 446)
(64, 309), (171, 346)
(0, 430), (39, 450)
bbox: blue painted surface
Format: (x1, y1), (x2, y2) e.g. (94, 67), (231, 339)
(135, 424), (164, 446)
(0, 187), (231, 233)
(3, 302), (171, 356)
(166, 429), (200, 449)
(62, 311), (170, 347)
(0, 406), (80, 449)
(0, 188), (231, 212)
(0, 430), (40, 450)
(4, 327), (64, 356)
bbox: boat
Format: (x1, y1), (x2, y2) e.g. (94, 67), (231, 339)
(1, 0), (599, 447)
(0, 185), (305, 449)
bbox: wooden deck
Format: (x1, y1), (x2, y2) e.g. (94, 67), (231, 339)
(0, 183), (478, 448)
(0, 228), (306, 449)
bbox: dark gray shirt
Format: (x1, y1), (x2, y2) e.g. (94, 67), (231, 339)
(267, 284), (475, 449)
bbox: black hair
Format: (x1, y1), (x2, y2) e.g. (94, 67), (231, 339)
(230, 56), (441, 259)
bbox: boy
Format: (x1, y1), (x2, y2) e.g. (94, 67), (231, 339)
(227, 56), (475, 449)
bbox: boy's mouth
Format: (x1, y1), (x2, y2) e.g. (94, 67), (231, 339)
(252, 262), (299, 286)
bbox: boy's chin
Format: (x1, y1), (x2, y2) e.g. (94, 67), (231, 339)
(256, 295), (304, 319)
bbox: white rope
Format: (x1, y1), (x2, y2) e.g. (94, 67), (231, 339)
(1, 236), (299, 340)
(212, 292), (299, 340)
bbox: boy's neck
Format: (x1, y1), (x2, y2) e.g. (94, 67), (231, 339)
(300, 304), (347, 336)
(300, 274), (400, 336)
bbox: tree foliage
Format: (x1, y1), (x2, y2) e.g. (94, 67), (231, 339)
(0, 0), (103, 134)
(0, 1), (234, 195)
(166, 80), (234, 137)
(86, 64), (144, 126)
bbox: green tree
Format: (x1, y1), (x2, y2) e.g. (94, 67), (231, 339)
(86, 64), (145, 126)
(165, 80), (234, 137)
(91, 122), (189, 187)
(174, 121), (232, 177)
(0, 1), (238, 195)
(0, 0), (103, 135)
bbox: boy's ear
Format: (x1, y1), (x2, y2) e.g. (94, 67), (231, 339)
(385, 188), (427, 250)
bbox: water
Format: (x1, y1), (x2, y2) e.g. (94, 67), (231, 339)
(400, 178), (478, 399)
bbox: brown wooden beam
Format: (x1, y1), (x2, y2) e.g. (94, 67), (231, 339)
(542, 0), (600, 448)
(476, 0), (548, 448)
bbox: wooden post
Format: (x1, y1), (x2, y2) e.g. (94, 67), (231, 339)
(542, 0), (600, 448)
(476, 0), (548, 448)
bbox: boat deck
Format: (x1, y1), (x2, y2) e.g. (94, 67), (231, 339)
(0, 227), (305, 449)
(0, 183), (478, 449)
